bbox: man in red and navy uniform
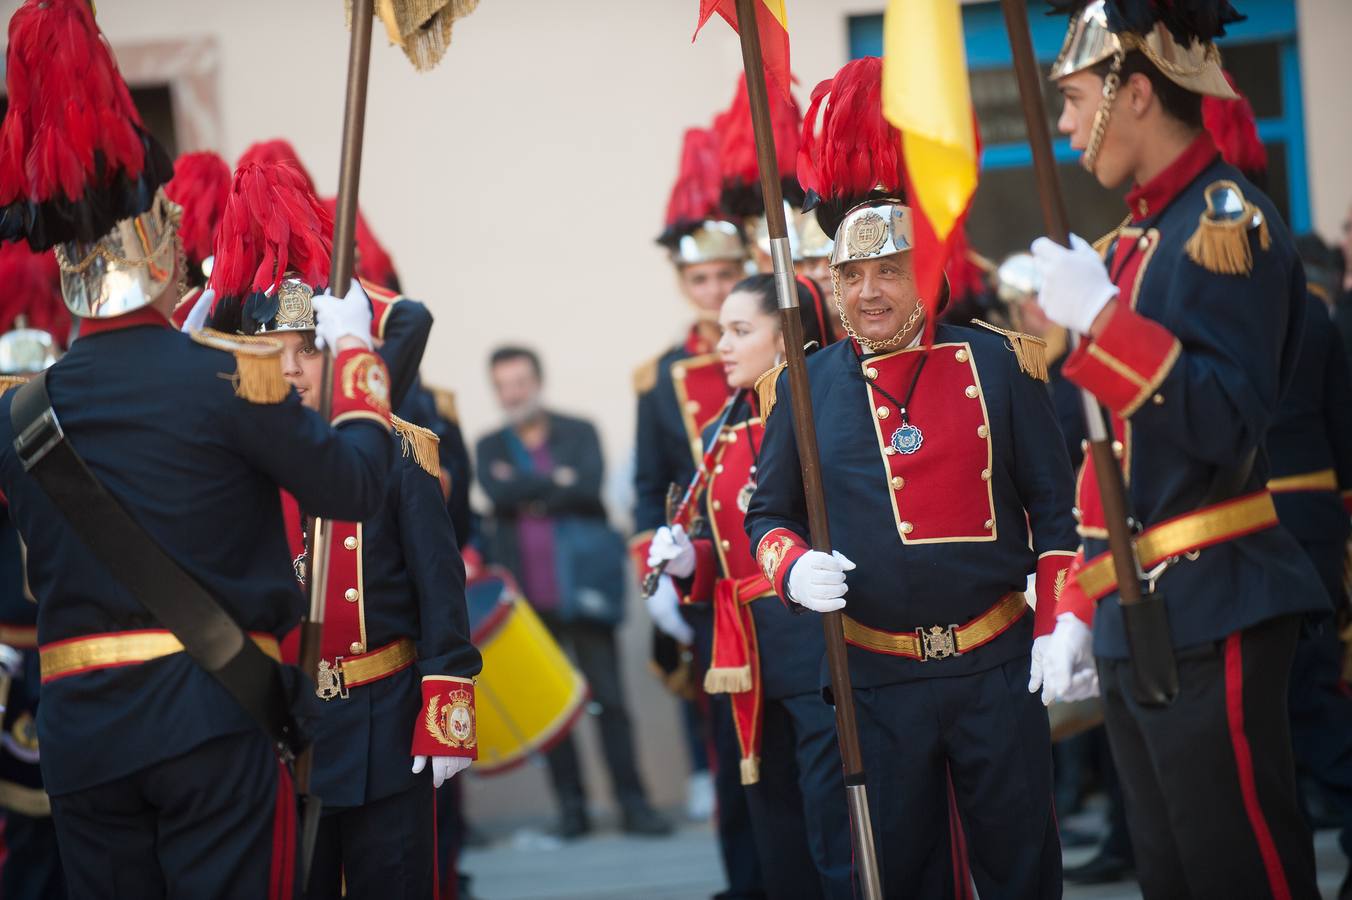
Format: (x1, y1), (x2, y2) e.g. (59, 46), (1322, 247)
(0, 5), (395, 895)
(1033, 2), (1326, 895)
(746, 56), (1077, 898)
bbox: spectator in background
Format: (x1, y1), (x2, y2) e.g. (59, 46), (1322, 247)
(476, 347), (672, 839)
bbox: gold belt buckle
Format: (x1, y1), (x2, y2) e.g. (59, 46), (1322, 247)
(316, 657), (349, 700)
(917, 624), (961, 661)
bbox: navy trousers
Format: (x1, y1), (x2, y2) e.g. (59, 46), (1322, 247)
(744, 692), (852, 900)
(306, 773), (435, 900)
(49, 730), (293, 899)
(1099, 614), (1319, 899)
(1, 811), (66, 899)
(854, 654), (1061, 900)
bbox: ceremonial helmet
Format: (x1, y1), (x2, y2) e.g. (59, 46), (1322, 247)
(164, 151), (233, 287)
(206, 161), (333, 336)
(1049, 0), (1242, 173)
(0, 0), (180, 319)
(0, 243), (72, 375)
(657, 128), (746, 266)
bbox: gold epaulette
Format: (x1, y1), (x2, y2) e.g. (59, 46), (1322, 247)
(755, 361), (788, 419)
(189, 328), (289, 404)
(0, 375), (30, 398)
(633, 356), (659, 395)
(1092, 216), (1130, 258)
(429, 385), (459, 424)
(1185, 180), (1271, 276)
(392, 414), (440, 478)
(970, 319), (1049, 383)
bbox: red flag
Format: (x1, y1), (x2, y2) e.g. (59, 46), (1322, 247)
(694, 0), (792, 101)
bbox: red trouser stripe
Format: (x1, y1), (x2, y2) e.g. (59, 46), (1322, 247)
(1224, 633), (1291, 900)
(269, 760), (296, 900)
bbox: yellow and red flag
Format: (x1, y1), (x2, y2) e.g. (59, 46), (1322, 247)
(695, 0), (792, 100)
(882, 0), (979, 322)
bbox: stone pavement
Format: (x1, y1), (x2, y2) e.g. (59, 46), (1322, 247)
(460, 819), (1346, 899)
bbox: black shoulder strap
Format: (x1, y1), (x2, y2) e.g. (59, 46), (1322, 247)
(10, 373), (302, 758)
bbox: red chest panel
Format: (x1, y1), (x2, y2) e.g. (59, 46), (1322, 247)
(279, 490), (368, 661)
(1074, 227), (1160, 538)
(863, 342), (996, 544)
(672, 354), (731, 463)
(705, 419), (764, 581)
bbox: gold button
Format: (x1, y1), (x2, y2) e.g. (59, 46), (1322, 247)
(344, 588), (358, 602)
(890, 476), (905, 490)
(723, 431), (738, 443)
(1137, 235), (1150, 251)
(712, 500), (722, 512)
(876, 406), (890, 420)
(964, 385), (978, 399)
(1111, 440), (1124, 457)
(865, 367), (879, 380)
(900, 521), (914, 535)
(1137, 198), (1149, 217)
(984, 519), (994, 530)
(1072, 506), (1082, 521)
(883, 446), (897, 456)
(981, 468), (991, 481)
(720, 539), (731, 551)
(715, 464), (725, 474)
(685, 401), (700, 414)
(955, 349), (969, 363)
(977, 425), (989, 439)
(349, 641), (365, 654)
(344, 536), (358, 551)
(1152, 394), (1164, 406)
(1080, 439), (1089, 452)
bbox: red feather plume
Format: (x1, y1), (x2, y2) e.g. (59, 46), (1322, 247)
(797, 57), (905, 207)
(236, 140), (318, 196)
(661, 127), (725, 238)
(319, 197), (399, 291)
(713, 72), (802, 215)
(1202, 71), (1267, 179)
(164, 151), (232, 268)
(208, 162), (334, 302)
(0, 243), (71, 348)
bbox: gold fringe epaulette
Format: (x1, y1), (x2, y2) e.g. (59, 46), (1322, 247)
(632, 356), (659, 395)
(430, 386), (459, 424)
(0, 375), (30, 398)
(703, 665), (752, 695)
(189, 329), (288, 404)
(755, 361), (788, 419)
(970, 319), (1049, 383)
(1185, 180), (1271, 276)
(392, 415), (441, 478)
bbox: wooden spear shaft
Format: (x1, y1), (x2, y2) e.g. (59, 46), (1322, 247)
(731, 1), (882, 895)
(997, 3), (1151, 629)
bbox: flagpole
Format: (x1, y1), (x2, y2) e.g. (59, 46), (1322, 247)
(731, 1), (883, 895)
(998, 0), (1176, 702)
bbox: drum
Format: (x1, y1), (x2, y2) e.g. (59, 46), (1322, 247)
(467, 567), (589, 774)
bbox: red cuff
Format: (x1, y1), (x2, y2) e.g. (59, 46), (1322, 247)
(412, 676), (477, 759)
(331, 349), (393, 428)
(755, 528), (810, 605)
(1063, 304), (1180, 418)
(1056, 551), (1095, 627)
(684, 539), (717, 604)
(1035, 551), (1076, 637)
(361, 277), (403, 340)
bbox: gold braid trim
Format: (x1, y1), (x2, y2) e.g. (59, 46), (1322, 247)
(740, 756), (760, 787)
(1185, 181), (1272, 276)
(703, 666), (752, 695)
(0, 376), (31, 398)
(392, 414), (440, 478)
(970, 320), (1049, 383)
(1093, 216), (1132, 258)
(189, 329), (288, 404)
(754, 362), (788, 420)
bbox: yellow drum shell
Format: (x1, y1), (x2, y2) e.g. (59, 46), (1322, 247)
(471, 582), (589, 775)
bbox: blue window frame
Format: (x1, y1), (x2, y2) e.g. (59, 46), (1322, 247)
(847, 0), (1309, 234)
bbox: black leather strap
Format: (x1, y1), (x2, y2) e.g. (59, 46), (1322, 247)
(11, 372), (302, 758)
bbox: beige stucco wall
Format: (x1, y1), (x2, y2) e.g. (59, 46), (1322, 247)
(8, 0), (1346, 823)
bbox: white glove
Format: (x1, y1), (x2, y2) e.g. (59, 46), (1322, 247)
(647, 575), (695, 645)
(412, 754), (471, 788)
(786, 550), (854, 613)
(0, 644), (21, 679)
(1028, 633), (1051, 696)
(178, 287), (215, 333)
(1037, 612), (1099, 705)
(312, 280), (374, 351)
(1029, 233), (1119, 335)
(648, 525), (696, 578)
